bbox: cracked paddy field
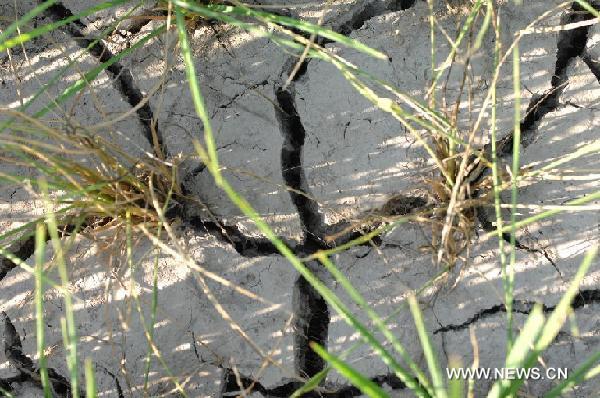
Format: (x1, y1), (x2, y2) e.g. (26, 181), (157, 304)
(1, 0), (599, 397)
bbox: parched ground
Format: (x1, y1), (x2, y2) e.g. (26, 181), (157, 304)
(1, 1), (599, 397)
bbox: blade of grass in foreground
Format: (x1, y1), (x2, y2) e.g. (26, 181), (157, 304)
(489, 246), (598, 397)
(34, 24), (166, 119)
(506, 40), (522, 354)
(291, 263), (454, 397)
(486, 305), (545, 398)
(485, 0), (512, 362)
(310, 342), (390, 398)
(0, 1), (143, 134)
(0, 0), (57, 45)
(34, 221), (52, 398)
(0, 386), (15, 398)
(176, 8), (429, 396)
(0, 0), (128, 52)
(84, 358), (97, 398)
(408, 294), (447, 398)
(317, 254), (433, 395)
(172, 0), (387, 60)
(490, 190), (600, 235)
(40, 178), (79, 398)
(175, 6), (219, 178)
(545, 349), (600, 397)
(290, 369), (327, 398)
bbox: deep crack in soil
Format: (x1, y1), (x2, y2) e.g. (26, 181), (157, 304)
(42, 1), (167, 158)
(221, 366), (406, 397)
(433, 289), (600, 335)
(2, 1), (598, 396)
(1, 312), (73, 397)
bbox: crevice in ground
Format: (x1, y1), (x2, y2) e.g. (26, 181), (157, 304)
(270, 0), (424, 379)
(433, 289), (600, 335)
(336, 0), (418, 36)
(221, 366), (406, 397)
(117, 6), (167, 35)
(582, 51), (600, 82)
(186, 216), (292, 257)
(0, 312), (74, 397)
(0, 224), (79, 283)
(274, 86), (326, 245)
(292, 274), (330, 380)
(42, 2), (167, 158)
(0, 236), (35, 282)
(490, 2), (598, 157)
(475, 209), (562, 277)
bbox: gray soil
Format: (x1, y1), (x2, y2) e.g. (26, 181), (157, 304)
(1, 1), (599, 397)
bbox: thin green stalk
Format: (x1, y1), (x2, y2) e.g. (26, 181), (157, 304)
(310, 343), (390, 398)
(34, 222), (51, 398)
(487, 305), (545, 398)
(408, 295), (447, 398)
(84, 359), (97, 398)
(35, 24), (166, 119)
(490, 191), (600, 235)
(427, 0), (484, 98)
(175, 6), (219, 178)
(545, 349), (600, 397)
(0, 1), (144, 133)
(318, 254), (433, 395)
(142, 220), (164, 394)
(0, 0), (58, 45)
(506, 40), (522, 352)
(487, 1), (512, 357)
(495, 246), (598, 397)
(40, 178), (79, 398)
(0, 0), (129, 52)
(291, 264), (453, 397)
(427, 0), (436, 108)
(173, 0), (387, 59)
(177, 10), (430, 395)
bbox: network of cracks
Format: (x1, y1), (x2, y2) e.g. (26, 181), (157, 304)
(1, 1), (599, 396)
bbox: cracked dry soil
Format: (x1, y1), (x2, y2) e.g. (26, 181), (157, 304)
(1, 0), (599, 397)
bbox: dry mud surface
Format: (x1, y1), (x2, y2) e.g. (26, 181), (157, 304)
(1, 0), (600, 397)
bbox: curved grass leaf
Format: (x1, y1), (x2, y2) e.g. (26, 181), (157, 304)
(0, 0), (129, 52)
(310, 342), (390, 398)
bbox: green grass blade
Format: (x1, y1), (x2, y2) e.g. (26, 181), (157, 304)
(487, 0), (512, 359)
(318, 254), (433, 395)
(213, 166), (430, 396)
(490, 190), (600, 235)
(34, 222), (52, 398)
(179, 13), (429, 392)
(544, 349), (600, 397)
(34, 24), (166, 118)
(310, 342), (390, 398)
(0, 0), (129, 52)
(0, 0), (58, 46)
(40, 178), (79, 398)
(575, 0), (600, 18)
(173, 1), (387, 60)
(492, 246), (598, 397)
(84, 358), (97, 398)
(447, 358), (464, 398)
(175, 6), (219, 178)
(0, 1), (143, 133)
(290, 368), (328, 397)
(506, 41), (522, 353)
(487, 305), (545, 398)
(407, 294), (447, 398)
(0, 386), (15, 398)
(535, 246), (598, 350)
(428, 0), (484, 96)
